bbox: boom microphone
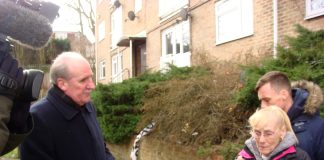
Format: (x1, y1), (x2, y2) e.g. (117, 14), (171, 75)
(0, 0), (54, 48)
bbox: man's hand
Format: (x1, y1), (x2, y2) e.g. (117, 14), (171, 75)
(0, 53), (24, 99)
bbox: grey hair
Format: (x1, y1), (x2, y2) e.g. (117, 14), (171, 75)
(49, 52), (87, 84)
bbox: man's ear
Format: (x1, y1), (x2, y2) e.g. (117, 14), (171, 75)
(279, 89), (290, 100)
(56, 78), (67, 91)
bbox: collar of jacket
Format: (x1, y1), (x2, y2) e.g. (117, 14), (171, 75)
(47, 85), (93, 120)
(290, 80), (323, 115)
(288, 88), (309, 121)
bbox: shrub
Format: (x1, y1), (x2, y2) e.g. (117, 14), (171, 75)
(197, 141), (213, 157)
(218, 140), (244, 160)
(91, 65), (210, 144)
(236, 25), (324, 112)
(92, 82), (146, 143)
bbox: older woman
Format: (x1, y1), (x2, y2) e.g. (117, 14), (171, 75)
(236, 106), (310, 160)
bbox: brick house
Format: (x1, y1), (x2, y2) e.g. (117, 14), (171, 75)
(95, 0), (324, 84)
(54, 31), (95, 67)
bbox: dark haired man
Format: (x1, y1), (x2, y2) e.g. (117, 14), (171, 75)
(255, 71), (324, 160)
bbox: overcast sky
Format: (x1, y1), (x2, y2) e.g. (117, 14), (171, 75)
(46, 0), (78, 31)
(46, 0), (95, 42)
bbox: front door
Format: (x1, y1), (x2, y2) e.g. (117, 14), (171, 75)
(134, 44), (146, 76)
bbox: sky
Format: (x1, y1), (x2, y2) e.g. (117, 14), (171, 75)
(46, 0), (79, 31)
(45, 0), (95, 42)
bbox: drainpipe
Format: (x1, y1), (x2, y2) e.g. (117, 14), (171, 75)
(95, 39), (98, 85)
(273, 0), (278, 58)
(129, 39), (133, 78)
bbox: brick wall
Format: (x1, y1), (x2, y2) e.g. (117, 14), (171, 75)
(190, 0), (274, 62)
(278, 0), (324, 45)
(96, 0), (111, 84)
(96, 0), (324, 81)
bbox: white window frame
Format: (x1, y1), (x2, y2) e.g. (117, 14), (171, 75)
(98, 21), (105, 42)
(112, 53), (123, 83)
(135, 0), (142, 13)
(99, 61), (106, 80)
(215, 0), (253, 45)
(160, 20), (191, 70)
(54, 32), (68, 39)
(162, 20), (190, 56)
(111, 7), (123, 49)
(305, 0), (324, 19)
(158, 0), (188, 18)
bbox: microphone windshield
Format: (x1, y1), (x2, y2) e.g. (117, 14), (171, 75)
(0, 0), (53, 49)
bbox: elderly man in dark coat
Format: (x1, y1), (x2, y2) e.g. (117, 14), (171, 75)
(20, 52), (115, 160)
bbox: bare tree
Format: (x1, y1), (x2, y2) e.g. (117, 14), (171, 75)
(63, 0), (95, 38)
(61, 0), (96, 75)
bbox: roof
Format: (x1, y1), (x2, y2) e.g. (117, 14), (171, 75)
(117, 36), (146, 46)
(117, 31), (147, 46)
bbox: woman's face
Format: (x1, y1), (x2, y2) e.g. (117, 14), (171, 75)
(252, 123), (284, 157)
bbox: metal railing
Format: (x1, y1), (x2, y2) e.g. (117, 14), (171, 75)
(110, 68), (130, 83)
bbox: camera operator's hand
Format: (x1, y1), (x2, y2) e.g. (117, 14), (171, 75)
(0, 53), (31, 134)
(0, 53), (24, 100)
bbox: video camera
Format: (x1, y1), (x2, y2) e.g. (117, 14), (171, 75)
(0, 0), (59, 101)
(0, 36), (43, 101)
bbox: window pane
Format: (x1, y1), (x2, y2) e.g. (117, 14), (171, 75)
(99, 61), (106, 79)
(215, 0), (253, 44)
(218, 10), (240, 40)
(305, 0), (324, 19)
(114, 64), (117, 74)
(99, 21), (105, 41)
(166, 32), (173, 55)
(111, 7), (123, 48)
(118, 54), (123, 71)
(103, 62), (106, 77)
(175, 29), (181, 54)
(112, 56), (117, 75)
(182, 21), (190, 53)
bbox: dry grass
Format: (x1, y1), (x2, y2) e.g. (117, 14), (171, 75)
(137, 61), (252, 146)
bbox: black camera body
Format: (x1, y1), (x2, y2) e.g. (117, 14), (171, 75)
(0, 35), (44, 102)
(20, 69), (44, 101)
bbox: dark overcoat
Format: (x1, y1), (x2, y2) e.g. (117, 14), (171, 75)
(20, 86), (115, 160)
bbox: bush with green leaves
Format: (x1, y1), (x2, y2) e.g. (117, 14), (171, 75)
(92, 81), (147, 143)
(197, 141), (213, 157)
(218, 140), (244, 160)
(236, 25), (324, 114)
(91, 65), (210, 143)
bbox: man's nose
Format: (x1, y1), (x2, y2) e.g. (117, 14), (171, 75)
(87, 79), (96, 89)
